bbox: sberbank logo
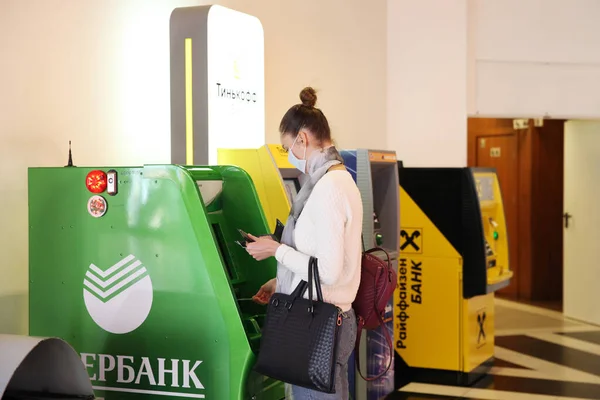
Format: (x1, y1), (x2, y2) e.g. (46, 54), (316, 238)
(83, 254), (153, 334)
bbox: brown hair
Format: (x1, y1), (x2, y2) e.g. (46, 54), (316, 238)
(279, 87), (332, 143)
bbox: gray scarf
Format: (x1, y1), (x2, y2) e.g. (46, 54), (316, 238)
(276, 146), (344, 294)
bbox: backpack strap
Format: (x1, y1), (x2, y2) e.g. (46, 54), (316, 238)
(327, 163), (346, 173)
(354, 309), (394, 381)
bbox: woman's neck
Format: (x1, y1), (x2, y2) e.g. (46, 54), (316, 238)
(305, 144), (342, 175)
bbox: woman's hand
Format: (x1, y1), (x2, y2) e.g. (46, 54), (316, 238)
(245, 234), (281, 261)
(252, 278), (277, 305)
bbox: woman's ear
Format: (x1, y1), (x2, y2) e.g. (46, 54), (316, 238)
(298, 130), (309, 147)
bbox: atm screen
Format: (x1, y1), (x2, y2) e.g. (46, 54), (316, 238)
(283, 178), (300, 202)
(475, 175), (495, 202)
(195, 180), (223, 207)
(211, 223), (237, 281)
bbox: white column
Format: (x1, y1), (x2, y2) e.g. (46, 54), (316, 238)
(387, 0), (468, 167)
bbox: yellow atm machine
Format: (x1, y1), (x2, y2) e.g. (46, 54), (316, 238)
(394, 166), (512, 387)
(217, 145), (301, 231)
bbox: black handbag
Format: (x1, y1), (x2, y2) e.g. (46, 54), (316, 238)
(254, 257), (342, 393)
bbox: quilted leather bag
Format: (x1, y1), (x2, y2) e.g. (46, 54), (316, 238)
(254, 257), (342, 393)
(352, 246), (397, 381)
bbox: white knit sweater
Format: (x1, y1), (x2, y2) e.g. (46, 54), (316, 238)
(275, 170), (364, 311)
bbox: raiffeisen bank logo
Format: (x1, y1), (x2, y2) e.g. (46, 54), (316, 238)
(83, 254), (153, 334)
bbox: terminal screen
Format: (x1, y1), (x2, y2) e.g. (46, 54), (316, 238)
(475, 176), (494, 202)
(211, 223), (237, 281)
(283, 178), (300, 202)
(195, 180), (223, 207)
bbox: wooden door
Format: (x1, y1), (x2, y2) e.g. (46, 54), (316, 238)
(476, 135), (519, 297)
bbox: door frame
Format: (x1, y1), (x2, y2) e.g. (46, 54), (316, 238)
(467, 118), (533, 300)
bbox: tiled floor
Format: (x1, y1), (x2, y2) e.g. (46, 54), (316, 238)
(506, 297), (563, 313)
(387, 298), (600, 400)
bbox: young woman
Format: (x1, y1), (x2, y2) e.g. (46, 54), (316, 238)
(246, 87), (364, 399)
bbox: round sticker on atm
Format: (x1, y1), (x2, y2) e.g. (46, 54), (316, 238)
(87, 195), (107, 218)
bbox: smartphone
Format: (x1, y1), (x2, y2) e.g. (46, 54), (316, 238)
(273, 219), (285, 242)
(237, 229), (255, 243)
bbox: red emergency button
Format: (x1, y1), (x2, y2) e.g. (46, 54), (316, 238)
(86, 170), (107, 193)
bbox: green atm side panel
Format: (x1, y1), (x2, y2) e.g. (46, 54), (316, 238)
(28, 165), (284, 400)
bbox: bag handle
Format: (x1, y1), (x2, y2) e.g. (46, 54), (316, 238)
(308, 257), (314, 312)
(361, 235), (392, 265)
(354, 311), (394, 381)
(307, 257), (324, 312)
(290, 280), (308, 299)
(312, 258), (324, 301)
(364, 247), (391, 264)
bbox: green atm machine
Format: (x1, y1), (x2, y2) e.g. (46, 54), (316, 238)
(28, 164), (285, 400)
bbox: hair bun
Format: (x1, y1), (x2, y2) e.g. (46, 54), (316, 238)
(300, 87), (317, 108)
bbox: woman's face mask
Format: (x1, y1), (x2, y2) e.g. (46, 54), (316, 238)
(287, 134), (307, 173)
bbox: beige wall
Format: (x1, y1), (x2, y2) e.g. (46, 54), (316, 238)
(387, 0), (468, 167)
(470, 0), (600, 118)
(8, 0), (600, 335)
(387, 0), (600, 169)
(0, 0), (387, 334)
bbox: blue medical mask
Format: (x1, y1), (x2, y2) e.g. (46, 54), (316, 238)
(288, 135), (307, 173)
